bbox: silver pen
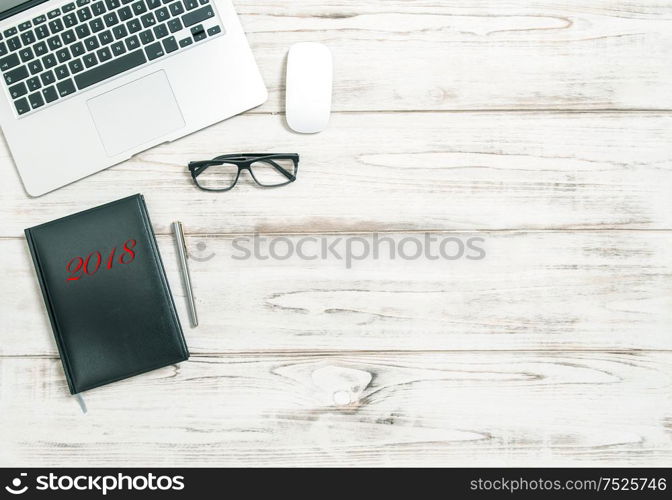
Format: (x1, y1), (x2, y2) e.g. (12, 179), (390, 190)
(172, 221), (198, 328)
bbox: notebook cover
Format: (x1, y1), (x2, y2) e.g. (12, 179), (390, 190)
(25, 194), (189, 394)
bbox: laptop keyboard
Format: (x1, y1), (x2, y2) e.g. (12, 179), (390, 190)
(0, 0), (224, 117)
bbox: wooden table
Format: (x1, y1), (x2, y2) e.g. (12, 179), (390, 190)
(1, 0), (671, 467)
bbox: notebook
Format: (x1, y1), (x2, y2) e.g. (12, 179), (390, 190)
(25, 194), (189, 394)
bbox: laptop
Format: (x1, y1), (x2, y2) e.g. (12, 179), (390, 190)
(0, 0), (267, 196)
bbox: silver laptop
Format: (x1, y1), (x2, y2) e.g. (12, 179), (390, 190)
(0, 0), (267, 196)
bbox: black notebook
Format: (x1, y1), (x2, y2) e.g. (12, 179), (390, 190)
(25, 194), (189, 394)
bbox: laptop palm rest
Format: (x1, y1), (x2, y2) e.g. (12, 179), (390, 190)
(87, 70), (185, 157)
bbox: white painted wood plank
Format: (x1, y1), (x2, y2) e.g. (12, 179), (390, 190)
(235, 0), (672, 111)
(1, 112), (671, 235)
(1, 352), (670, 466)
(4, 231), (671, 355)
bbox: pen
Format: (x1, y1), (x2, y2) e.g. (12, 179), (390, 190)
(172, 221), (198, 328)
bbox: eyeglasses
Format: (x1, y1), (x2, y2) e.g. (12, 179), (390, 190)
(188, 153), (299, 192)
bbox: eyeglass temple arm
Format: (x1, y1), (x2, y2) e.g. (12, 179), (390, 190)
(265, 159), (296, 181)
(189, 160), (231, 177)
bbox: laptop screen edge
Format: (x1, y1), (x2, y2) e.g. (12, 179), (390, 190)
(0, 1), (51, 22)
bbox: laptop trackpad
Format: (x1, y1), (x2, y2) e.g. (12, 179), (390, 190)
(87, 70), (185, 156)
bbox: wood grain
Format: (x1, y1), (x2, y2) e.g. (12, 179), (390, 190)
(1, 111), (671, 235)
(1, 352), (670, 466)
(235, 0), (672, 111)
(4, 231), (671, 355)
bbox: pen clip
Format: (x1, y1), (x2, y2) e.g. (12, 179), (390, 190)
(174, 221), (189, 259)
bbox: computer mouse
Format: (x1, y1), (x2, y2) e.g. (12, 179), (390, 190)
(286, 42), (333, 134)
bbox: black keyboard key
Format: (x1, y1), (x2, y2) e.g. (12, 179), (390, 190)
(92, 1), (106, 15)
(33, 15), (47, 25)
(156, 7), (169, 22)
(83, 53), (98, 67)
(125, 34), (140, 50)
(112, 25), (128, 39)
(7, 37), (21, 52)
(40, 70), (55, 85)
(191, 24), (205, 42)
(0, 42), (7, 57)
(14, 97), (30, 115)
(69, 58), (84, 73)
(72, 41), (85, 56)
(63, 2), (77, 12)
(47, 36), (63, 51)
(119, 7), (133, 21)
(144, 41), (163, 60)
(178, 37), (192, 48)
(153, 23), (168, 39)
(18, 21), (32, 32)
(162, 35), (177, 53)
(62, 29), (77, 44)
(76, 24), (91, 38)
(200, 0), (209, 4)
(105, 0), (121, 8)
(9, 81), (28, 99)
(20, 31), (36, 45)
(97, 46), (112, 61)
(104, 12), (119, 27)
(42, 54), (57, 69)
(42, 85), (59, 103)
(131, 1), (147, 15)
(64, 13), (78, 28)
(48, 9), (62, 19)
(19, 47), (34, 63)
(35, 25), (50, 40)
(29, 91), (45, 109)
(139, 29), (154, 44)
(127, 19), (141, 33)
(90, 18), (105, 32)
(3, 27), (17, 38)
(0, 53), (20, 71)
(111, 41), (126, 56)
(77, 7), (93, 22)
(27, 76), (41, 91)
(78, 0), (92, 6)
(84, 36), (99, 50)
(141, 13), (156, 28)
(4, 65), (28, 85)
(34, 41), (48, 56)
(57, 48), (71, 63)
(28, 59), (43, 75)
(183, 0), (198, 10)
(49, 19), (65, 34)
(75, 49), (146, 89)
(55, 65), (70, 79)
(57, 78), (76, 97)
(207, 25), (220, 36)
(182, 5), (214, 27)
(99, 30), (113, 45)
(169, 2), (184, 16)
(147, 0), (161, 8)
(167, 18), (182, 33)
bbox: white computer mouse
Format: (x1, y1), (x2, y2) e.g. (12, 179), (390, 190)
(286, 42), (333, 134)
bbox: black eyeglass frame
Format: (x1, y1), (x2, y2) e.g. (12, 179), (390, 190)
(188, 153), (300, 192)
